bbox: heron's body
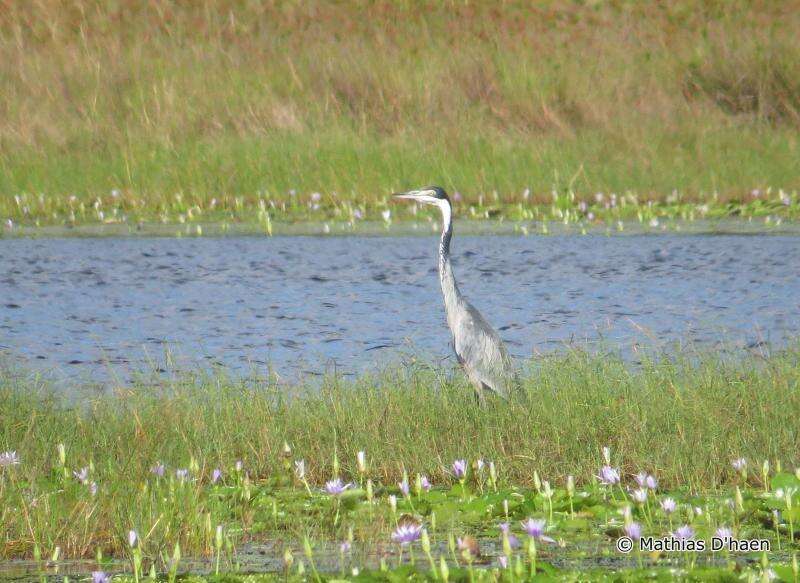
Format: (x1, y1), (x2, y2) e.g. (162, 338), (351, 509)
(394, 187), (515, 401)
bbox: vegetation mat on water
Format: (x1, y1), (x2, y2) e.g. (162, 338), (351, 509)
(1, 348), (800, 580)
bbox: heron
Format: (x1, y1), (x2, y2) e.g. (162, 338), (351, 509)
(393, 186), (516, 402)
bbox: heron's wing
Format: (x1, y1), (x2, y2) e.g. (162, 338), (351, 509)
(451, 301), (514, 397)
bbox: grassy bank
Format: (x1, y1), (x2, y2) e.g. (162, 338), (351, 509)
(1, 1), (799, 228)
(1, 348), (799, 570)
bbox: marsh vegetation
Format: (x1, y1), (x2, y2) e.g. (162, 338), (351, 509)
(2, 348), (800, 579)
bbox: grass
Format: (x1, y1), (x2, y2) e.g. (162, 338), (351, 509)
(2, 347), (800, 580)
(1, 1), (800, 228)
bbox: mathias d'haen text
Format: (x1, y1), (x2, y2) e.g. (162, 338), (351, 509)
(639, 536), (771, 553)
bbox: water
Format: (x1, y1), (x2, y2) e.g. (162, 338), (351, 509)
(1, 234), (797, 387)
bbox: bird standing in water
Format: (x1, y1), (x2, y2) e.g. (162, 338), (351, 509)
(393, 186), (515, 402)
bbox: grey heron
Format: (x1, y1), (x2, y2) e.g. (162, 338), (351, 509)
(393, 186), (516, 402)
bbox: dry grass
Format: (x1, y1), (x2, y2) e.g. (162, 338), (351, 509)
(0, 1), (799, 220)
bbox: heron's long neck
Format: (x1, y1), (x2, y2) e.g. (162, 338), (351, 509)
(438, 201), (462, 320)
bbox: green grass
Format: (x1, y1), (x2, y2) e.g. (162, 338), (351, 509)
(2, 347), (800, 578)
(1, 1), (799, 227)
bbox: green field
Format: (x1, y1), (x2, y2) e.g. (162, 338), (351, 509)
(1, 1), (799, 228)
(2, 348), (800, 580)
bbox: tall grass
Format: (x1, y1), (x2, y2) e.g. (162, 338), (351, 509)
(3, 349), (799, 493)
(2, 348), (799, 559)
(0, 1), (799, 225)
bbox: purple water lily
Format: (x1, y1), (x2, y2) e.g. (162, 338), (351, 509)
(624, 522), (642, 540)
(634, 472), (658, 490)
(176, 468), (189, 481)
(92, 571), (110, 583)
(73, 467), (90, 484)
(499, 522), (520, 549)
(391, 523), (422, 545)
(324, 478), (352, 496)
(419, 475), (432, 492)
(660, 498), (677, 514)
(398, 479), (410, 497)
(673, 525), (695, 540)
(211, 468), (222, 484)
(732, 458), (747, 472)
(715, 526), (733, 540)
(520, 518), (555, 543)
(0, 451), (20, 467)
(150, 463), (165, 478)
(452, 459), (467, 479)
(598, 465), (620, 485)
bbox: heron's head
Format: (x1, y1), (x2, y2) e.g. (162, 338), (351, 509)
(392, 186), (449, 207)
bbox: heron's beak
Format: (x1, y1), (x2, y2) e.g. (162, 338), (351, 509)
(392, 191), (421, 201)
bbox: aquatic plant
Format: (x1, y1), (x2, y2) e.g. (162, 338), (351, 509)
(0, 450), (20, 467)
(324, 478), (351, 496)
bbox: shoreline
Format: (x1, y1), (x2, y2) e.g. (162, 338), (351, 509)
(2, 217), (800, 239)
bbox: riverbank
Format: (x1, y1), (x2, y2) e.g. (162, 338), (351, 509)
(2, 208), (800, 239)
(2, 2), (800, 232)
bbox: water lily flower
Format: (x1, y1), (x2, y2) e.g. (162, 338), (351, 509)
(128, 530), (138, 547)
(381, 210), (391, 222)
(391, 523), (422, 545)
(673, 525), (694, 540)
(452, 459), (467, 479)
(715, 526), (733, 540)
(634, 472), (656, 488)
(211, 468), (222, 484)
(324, 478), (352, 496)
(520, 518), (555, 542)
(419, 475), (432, 492)
(294, 459), (306, 480)
(235, 460), (243, 472)
(150, 463), (165, 477)
(624, 522), (642, 541)
(597, 465), (620, 485)
(0, 451), (20, 467)
(498, 555), (508, 569)
(356, 451), (366, 473)
(73, 467), (90, 484)
(340, 541), (351, 553)
(176, 468), (189, 481)
(398, 479), (410, 497)
(89, 482), (98, 496)
(499, 522), (520, 549)
(310, 192), (322, 203)
(732, 458), (747, 472)
(631, 488), (648, 504)
(660, 498), (677, 514)
(92, 571), (110, 583)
